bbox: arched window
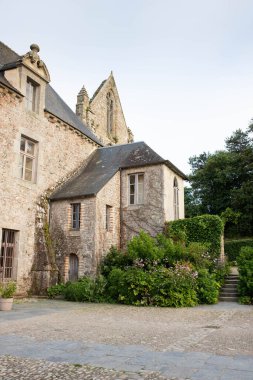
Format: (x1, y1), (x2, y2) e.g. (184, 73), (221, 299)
(173, 177), (179, 220)
(106, 92), (113, 135)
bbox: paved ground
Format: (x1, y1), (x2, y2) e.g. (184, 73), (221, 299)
(0, 299), (252, 379)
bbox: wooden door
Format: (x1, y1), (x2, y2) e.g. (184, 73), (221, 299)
(69, 254), (79, 282)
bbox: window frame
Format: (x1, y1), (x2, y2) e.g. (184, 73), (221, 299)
(105, 205), (113, 231)
(71, 203), (81, 230)
(1, 229), (16, 280)
(173, 177), (179, 220)
(26, 77), (39, 113)
(19, 135), (37, 183)
(128, 173), (144, 205)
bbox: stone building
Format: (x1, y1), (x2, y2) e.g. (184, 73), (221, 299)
(0, 42), (186, 295)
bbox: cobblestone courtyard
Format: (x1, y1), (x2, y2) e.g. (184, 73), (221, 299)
(0, 299), (253, 379)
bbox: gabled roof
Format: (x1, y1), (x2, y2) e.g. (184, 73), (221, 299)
(50, 142), (187, 200)
(0, 41), (102, 146)
(45, 85), (102, 145)
(90, 79), (106, 102)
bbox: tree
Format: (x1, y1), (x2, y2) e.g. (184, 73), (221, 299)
(186, 127), (253, 237)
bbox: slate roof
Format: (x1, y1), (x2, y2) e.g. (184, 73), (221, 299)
(0, 41), (20, 66)
(0, 41), (102, 146)
(45, 85), (102, 145)
(50, 142), (187, 200)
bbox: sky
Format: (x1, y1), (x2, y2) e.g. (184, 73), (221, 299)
(1, 0), (253, 174)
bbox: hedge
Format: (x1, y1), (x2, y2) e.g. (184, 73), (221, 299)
(237, 246), (253, 304)
(165, 215), (224, 261)
(224, 239), (253, 262)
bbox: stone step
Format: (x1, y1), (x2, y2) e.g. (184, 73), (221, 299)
(219, 296), (238, 302)
(220, 292), (238, 298)
(223, 283), (238, 288)
(219, 272), (240, 303)
(220, 288), (238, 294)
(225, 279), (239, 284)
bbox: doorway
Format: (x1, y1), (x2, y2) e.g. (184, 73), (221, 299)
(69, 253), (79, 282)
(1, 229), (16, 281)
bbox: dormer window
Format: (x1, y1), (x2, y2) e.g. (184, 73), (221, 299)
(26, 78), (39, 112)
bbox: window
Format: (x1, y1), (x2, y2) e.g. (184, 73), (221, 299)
(106, 92), (113, 134)
(26, 78), (38, 112)
(173, 177), (179, 220)
(129, 173), (144, 205)
(19, 136), (37, 182)
(71, 203), (81, 229)
(106, 205), (112, 231)
(1, 229), (16, 280)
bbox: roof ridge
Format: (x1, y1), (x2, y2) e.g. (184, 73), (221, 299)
(98, 141), (144, 149)
(90, 79), (106, 102)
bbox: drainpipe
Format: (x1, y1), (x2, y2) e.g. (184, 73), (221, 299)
(119, 168), (123, 249)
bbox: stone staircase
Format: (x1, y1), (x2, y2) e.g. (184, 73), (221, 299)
(219, 270), (239, 302)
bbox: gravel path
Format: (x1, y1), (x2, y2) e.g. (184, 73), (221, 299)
(0, 299), (252, 379)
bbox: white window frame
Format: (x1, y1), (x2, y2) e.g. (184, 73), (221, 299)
(19, 136), (37, 182)
(173, 177), (179, 220)
(128, 173), (144, 205)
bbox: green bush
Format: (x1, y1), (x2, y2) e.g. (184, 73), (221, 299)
(237, 246), (253, 304)
(100, 246), (133, 276)
(106, 264), (198, 307)
(165, 215), (224, 261)
(213, 262), (231, 286)
(47, 283), (66, 299)
(127, 230), (163, 264)
(196, 269), (220, 304)
(0, 281), (16, 298)
(63, 275), (107, 303)
(224, 239), (253, 262)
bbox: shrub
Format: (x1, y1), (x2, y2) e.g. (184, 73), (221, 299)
(47, 283), (66, 299)
(237, 246), (253, 304)
(0, 281), (16, 298)
(64, 276), (107, 303)
(196, 269), (220, 304)
(165, 215), (224, 260)
(127, 231), (163, 264)
(224, 239), (253, 262)
(106, 264), (199, 307)
(100, 246), (132, 276)
(213, 262), (231, 286)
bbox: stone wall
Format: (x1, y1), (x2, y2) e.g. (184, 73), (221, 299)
(49, 172), (121, 282)
(121, 165), (165, 246)
(95, 172), (121, 262)
(89, 74), (130, 145)
(50, 197), (96, 283)
(0, 86), (97, 294)
(121, 164), (185, 247)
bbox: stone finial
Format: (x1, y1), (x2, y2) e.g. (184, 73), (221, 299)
(30, 44), (40, 53)
(24, 43), (44, 66)
(78, 85), (89, 98)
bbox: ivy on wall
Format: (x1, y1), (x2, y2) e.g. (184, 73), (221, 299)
(165, 215), (224, 260)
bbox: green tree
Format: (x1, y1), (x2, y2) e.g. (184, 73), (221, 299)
(186, 127), (253, 237)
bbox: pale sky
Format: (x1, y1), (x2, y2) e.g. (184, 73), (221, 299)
(1, 0), (253, 174)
